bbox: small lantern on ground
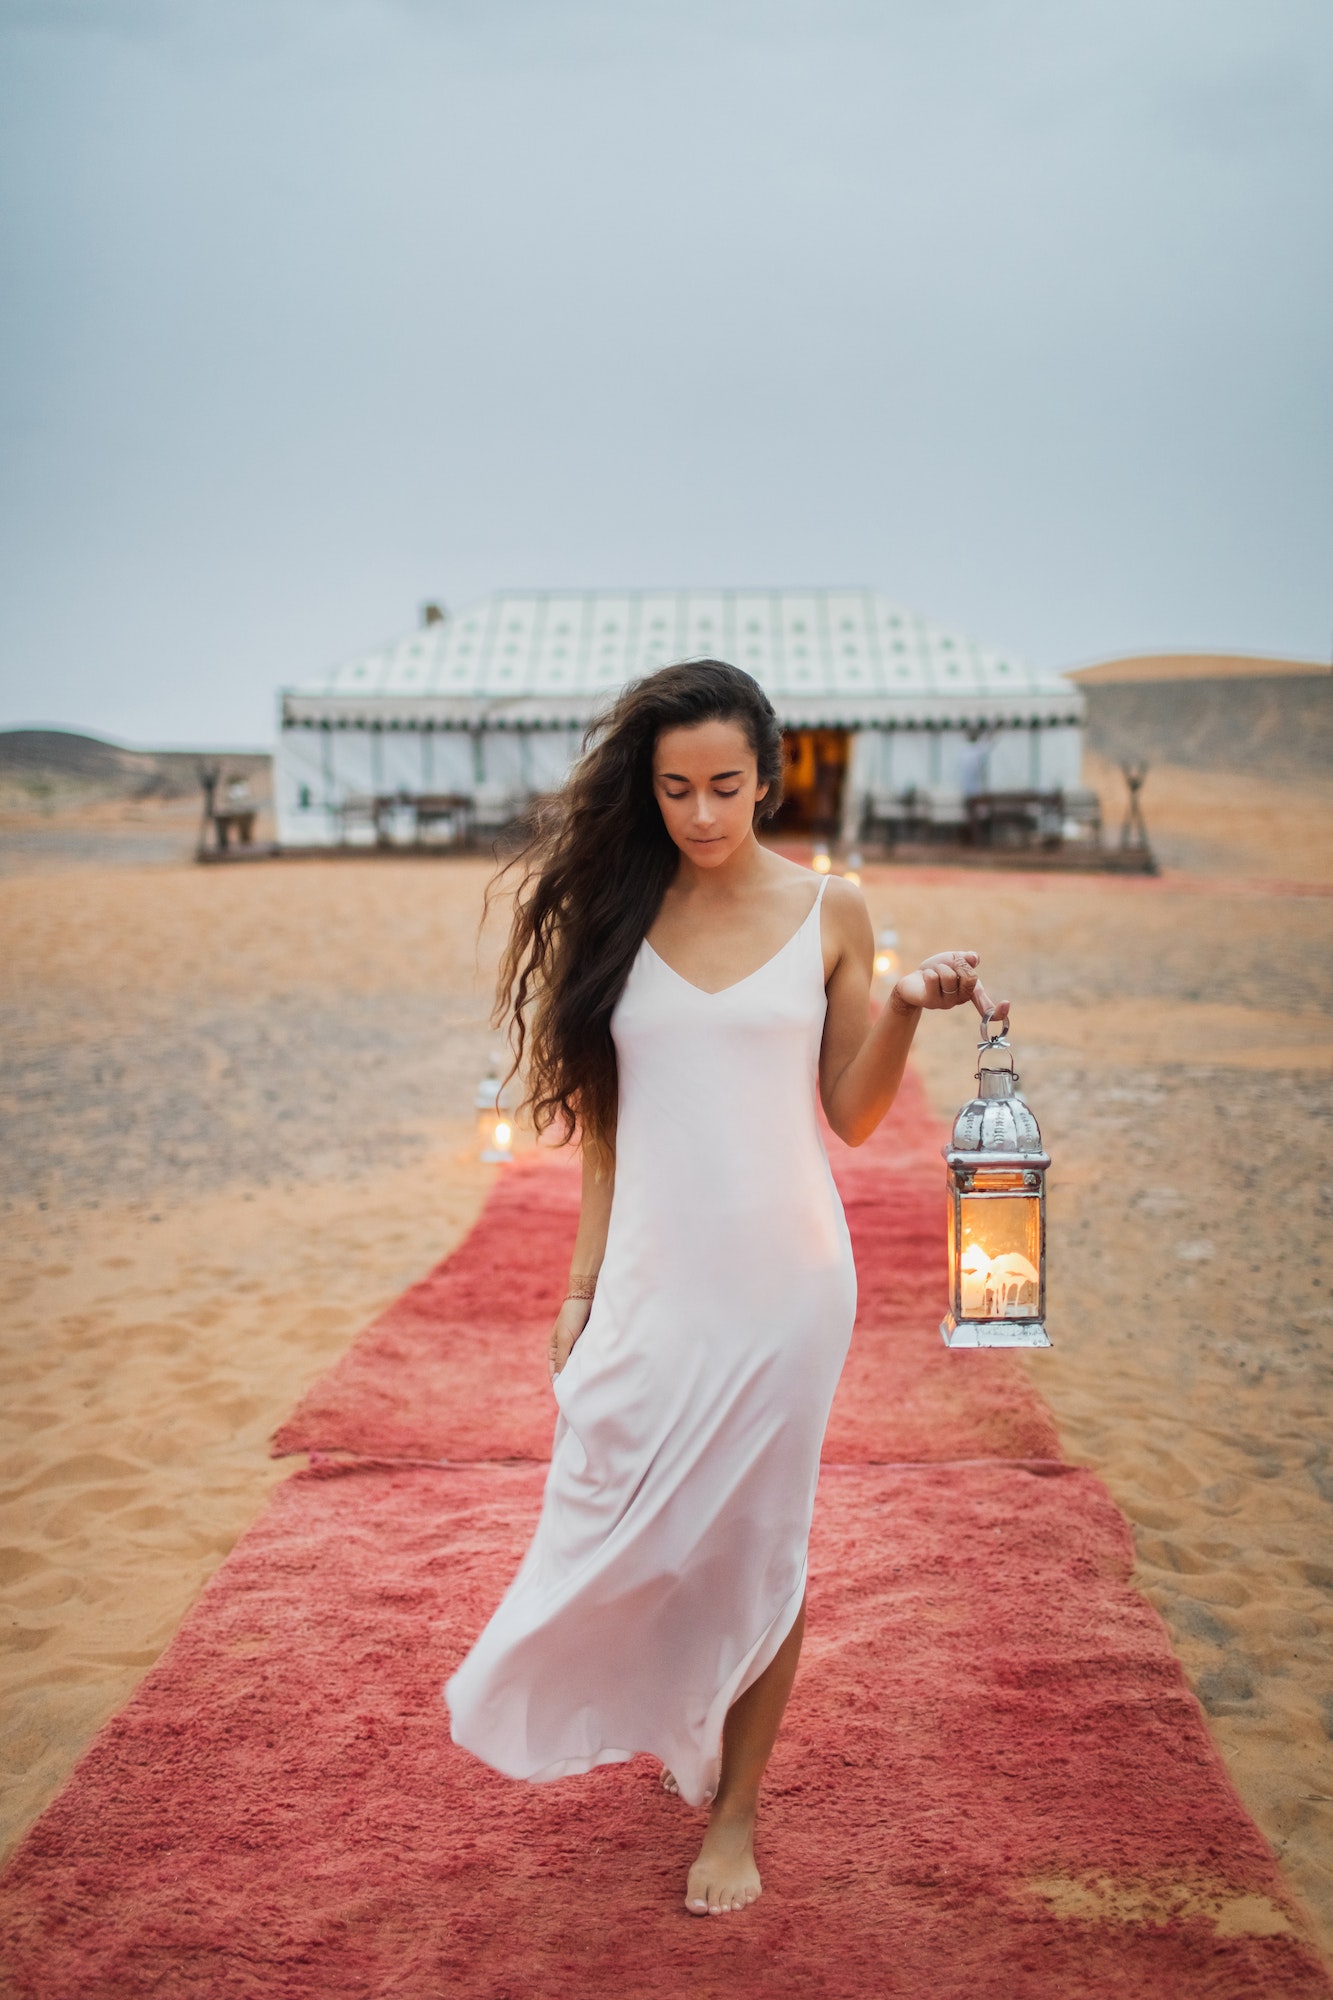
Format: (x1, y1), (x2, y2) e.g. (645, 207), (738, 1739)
(811, 843), (832, 874)
(941, 1015), (1051, 1349)
(872, 923), (899, 982)
(475, 1055), (515, 1164)
(843, 849), (863, 886)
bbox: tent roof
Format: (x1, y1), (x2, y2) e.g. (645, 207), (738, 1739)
(284, 589), (1082, 728)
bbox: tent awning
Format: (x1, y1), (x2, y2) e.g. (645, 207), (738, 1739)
(280, 688), (1083, 731)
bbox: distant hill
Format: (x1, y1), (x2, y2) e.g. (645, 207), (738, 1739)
(1063, 655), (1332, 779)
(1068, 651), (1329, 686)
(0, 729), (271, 805)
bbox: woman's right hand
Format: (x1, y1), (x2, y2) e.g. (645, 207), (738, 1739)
(548, 1296), (592, 1380)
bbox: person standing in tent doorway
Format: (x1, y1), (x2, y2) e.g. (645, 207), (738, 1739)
(446, 660), (1006, 1916)
(958, 721), (996, 802)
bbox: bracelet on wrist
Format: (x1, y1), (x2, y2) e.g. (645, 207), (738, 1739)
(565, 1273), (598, 1302)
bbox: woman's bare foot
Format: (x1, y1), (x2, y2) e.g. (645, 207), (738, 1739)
(685, 1811), (761, 1915)
(661, 1767), (680, 1795)
(680, 1597), (804, 1915)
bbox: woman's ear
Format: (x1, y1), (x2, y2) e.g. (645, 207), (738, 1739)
(755, 780), (770, 802)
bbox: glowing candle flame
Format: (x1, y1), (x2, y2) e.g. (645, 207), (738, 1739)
(960, 1244), (1039, 1318)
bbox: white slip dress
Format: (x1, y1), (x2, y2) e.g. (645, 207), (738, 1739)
(445, 874), (857, 1808)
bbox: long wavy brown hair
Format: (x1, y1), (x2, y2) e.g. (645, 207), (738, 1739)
(489, 659), (785, 1159)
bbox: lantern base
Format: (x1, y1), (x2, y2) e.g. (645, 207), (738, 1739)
(940, 1312), (1051, 1349)
(480, 1147), (513, 1164)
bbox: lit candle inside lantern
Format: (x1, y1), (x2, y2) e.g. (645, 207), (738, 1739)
(958, 1243), (1040, 1318)
(812, 844), (832, 874)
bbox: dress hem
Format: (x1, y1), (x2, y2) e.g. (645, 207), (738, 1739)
(445, 1555), (809, 1811)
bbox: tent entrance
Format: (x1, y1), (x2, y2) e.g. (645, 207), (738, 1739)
(771, 728), (849, 838)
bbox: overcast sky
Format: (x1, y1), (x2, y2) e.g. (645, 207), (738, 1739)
(1, 0), (1329, 746)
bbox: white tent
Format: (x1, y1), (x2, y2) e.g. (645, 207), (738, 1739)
(275, 588), (1084, 848)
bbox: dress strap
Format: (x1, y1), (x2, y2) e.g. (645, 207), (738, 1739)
(809, 870), (831, 988)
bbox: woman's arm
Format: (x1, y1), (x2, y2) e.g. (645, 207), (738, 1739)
(817, 878), (1006, 1148)
(548, 1141), (616, 1377)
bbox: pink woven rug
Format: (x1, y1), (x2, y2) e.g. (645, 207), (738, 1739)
(4, 1066), (1326, 1996)
(2, 1460), (1326, 1998)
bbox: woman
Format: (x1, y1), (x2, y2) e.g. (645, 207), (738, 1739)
(446, 659), (1004, 1917)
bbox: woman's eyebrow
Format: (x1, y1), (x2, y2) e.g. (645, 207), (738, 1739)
(659, 768), (746, 783)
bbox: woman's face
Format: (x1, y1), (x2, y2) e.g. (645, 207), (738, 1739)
(652, 717), (768, 868)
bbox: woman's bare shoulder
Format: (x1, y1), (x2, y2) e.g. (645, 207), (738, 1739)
(758, 850), (817, 883)
(821, 873), (874, 954)
(757, 851), (830, 902)
(821, 871), (870, 918)
(757, 854), (869, 942)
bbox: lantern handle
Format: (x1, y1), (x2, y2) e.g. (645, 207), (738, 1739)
(971, 979), (1009, 1034)
(965, 975), (1010, 1055)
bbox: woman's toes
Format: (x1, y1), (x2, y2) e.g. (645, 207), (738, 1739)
(686, 1830), (761, 1915)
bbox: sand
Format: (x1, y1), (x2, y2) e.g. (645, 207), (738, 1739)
(1069, 652), (1329, 683)
(2, 769), (1331, 1963)
(1081, 750), (1333, 883)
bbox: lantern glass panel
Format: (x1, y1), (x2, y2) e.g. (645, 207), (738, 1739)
(958, 1192), (1041, 1319)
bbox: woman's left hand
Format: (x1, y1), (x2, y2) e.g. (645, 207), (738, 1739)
(548, 1296), (592, 1381)
(891, 951), (1009, 1025)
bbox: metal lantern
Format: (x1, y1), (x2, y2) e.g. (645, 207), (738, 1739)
(475, 1056), (514, 1164)
(941, 1015), (1051, 1349)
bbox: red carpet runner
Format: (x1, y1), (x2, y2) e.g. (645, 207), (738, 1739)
(2, 1071), (1328, 1998)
